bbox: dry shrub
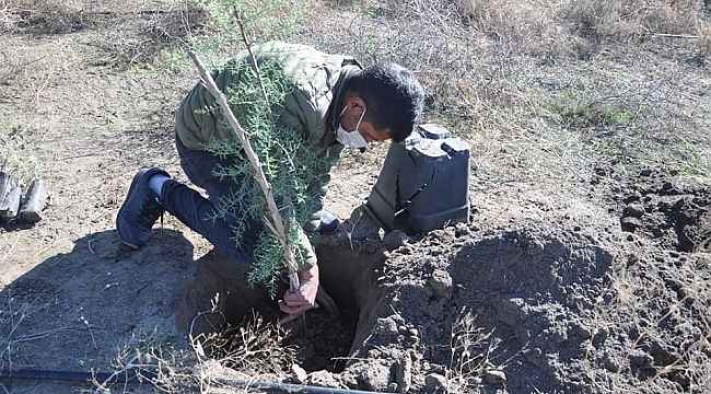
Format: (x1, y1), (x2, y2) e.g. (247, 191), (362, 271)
(565, 0), (705, 41)
(699, 22), (711, 55)
(0, 1), (16, 32)
(456, 0), (565, 53)
(85, 3), (207, 69)
(4, 0), (87, 34)
(447, 308), (500, 391)
(191, 313), (294, 376)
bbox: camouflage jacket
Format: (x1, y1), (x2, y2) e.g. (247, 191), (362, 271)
(175, 41), (362, 270)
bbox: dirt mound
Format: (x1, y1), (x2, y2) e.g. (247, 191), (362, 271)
(321, 226), (613, 393)
(305, 218), (710, 393)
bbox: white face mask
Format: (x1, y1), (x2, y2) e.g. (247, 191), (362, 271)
(336, 106), (368, 150)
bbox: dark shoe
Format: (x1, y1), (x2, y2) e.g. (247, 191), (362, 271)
(116, 168), (169, 249)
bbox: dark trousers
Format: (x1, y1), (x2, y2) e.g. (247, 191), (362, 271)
(160, 135), (260, 264)
(165, 136), (270, 333)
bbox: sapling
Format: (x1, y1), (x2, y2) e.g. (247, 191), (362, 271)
(188, 53), (332, 299)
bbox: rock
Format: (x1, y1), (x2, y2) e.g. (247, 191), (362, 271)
(569, 321), (593, 339)
(628, 349), (654, 370)
(388, 382), (399, 392)
(626, 254), (639, 267)
(620, 216), (642, 232)
(428, 269), (453, 299)
(359, 363), (391, 392)
(395, 351), (413, 393)
(384, 230), (409, 250)
(375, 317), (400, 336)
(483, 370), (507, 385)
(307, 370), (341, 388)
(454, 222), (468, 236)
(623, 204), (645, 218)
(291, 364), (308, 384)
(424, 373), (448, 394)
(603, 354), (621, 372)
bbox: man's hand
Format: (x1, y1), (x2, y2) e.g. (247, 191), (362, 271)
(279, 264), (319, 316)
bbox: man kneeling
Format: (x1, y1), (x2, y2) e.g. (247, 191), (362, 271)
(116, 41), (425, 330)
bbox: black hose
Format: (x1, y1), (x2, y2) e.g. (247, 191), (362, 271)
(211, 376), (395, 394)
(0, 368), (395, 394)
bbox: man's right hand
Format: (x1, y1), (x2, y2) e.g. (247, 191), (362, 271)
(279, 264), (319, 317)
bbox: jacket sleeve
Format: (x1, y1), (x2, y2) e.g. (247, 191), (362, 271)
(175, 72), (220, 150)
(175, 63), (248, 150)
(295, 225), (318, 271)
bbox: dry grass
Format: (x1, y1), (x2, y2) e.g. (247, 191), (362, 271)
(700, 22), (711, 55)
(566, 0), (705, 41)
(95, 312), (292, 393)
(90, 5), (208, 69)
(588, 249), (711, 393)
(92, 332), (195, 394)
(190, 312), (294, 377)
(1, 0), (87, 34)
(0, 128), (40, 186)
(446, 308), (501, 392)
(301, 0), (711, 188)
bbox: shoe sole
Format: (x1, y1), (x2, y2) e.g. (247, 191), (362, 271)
(116, 171), (144, 250)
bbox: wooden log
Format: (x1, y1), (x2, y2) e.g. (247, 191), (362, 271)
(0, 184), (21, 220)
(19, 178), (47, 223)
(0, 172), (12, 203)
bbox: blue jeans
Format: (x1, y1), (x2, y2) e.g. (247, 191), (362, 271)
(160, 135), (261, 263)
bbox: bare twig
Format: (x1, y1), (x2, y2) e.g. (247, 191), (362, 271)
(233, 9), (271, 114)
(651, 33), (699, 39)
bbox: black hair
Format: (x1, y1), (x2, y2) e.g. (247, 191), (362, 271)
(347, 63), (425, 142)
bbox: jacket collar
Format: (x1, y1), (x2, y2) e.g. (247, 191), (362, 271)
(326, 63), (362, 139)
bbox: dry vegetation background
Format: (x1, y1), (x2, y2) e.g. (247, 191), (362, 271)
(1, 0), (710, 203)
(0, 0), (710, 392)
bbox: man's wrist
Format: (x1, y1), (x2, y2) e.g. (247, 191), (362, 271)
(299, 263), (319, 282)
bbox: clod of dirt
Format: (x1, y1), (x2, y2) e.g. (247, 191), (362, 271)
(603, 353), (621, 372)
(384, 229), (410, 250)
(483, 370), (507, 385)
(428, 268), (453, 299)
(395, 351), (413, 392)
(424, 373), (448, 394)
(629, 349), (655, 373)
(306, 370), (342, 388)
(358, 361), (393, 391)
